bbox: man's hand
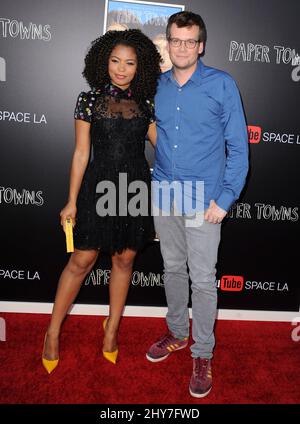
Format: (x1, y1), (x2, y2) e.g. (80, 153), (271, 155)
(204, 200), (227, 224)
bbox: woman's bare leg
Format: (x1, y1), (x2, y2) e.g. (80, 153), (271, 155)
(103, 248), (137, 352)
(43, 248), (99, 360)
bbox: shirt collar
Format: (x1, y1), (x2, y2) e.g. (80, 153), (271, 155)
(105, 83), (133, 99)
(162, 59), (204, 87)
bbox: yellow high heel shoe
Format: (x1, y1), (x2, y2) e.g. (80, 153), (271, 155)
(102, 317), (118, 364)
(42, 333), (59, 374)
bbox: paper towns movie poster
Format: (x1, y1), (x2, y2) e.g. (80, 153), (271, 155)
(103, 0), (184, 72)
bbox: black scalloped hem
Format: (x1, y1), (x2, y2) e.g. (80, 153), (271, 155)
(73, 236), (155, 255)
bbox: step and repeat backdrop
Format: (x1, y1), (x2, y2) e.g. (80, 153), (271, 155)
(0, 0), (299, 313)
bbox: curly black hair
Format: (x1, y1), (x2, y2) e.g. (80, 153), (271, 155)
(82, 29), (161, 104)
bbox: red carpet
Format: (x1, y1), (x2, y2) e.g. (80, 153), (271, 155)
(0, 313), (299, 404)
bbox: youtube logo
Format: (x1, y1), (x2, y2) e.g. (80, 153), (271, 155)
(248, 125), (262, 143)
(220, 275), (244, 291)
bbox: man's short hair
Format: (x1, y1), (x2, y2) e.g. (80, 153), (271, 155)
(166, 11), (207, 47)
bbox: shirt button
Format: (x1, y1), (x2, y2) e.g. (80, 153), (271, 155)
(175, 126), (179, 130)
(178, 88), (182, 92)
(174, 145), (177, 148)
(177, 107), (180, 111)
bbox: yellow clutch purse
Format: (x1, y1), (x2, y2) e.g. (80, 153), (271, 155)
(65, 217), (74, 253)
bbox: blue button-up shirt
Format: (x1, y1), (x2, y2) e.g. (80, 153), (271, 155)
(152, 59), (249, 213)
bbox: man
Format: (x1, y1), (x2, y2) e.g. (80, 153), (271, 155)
(146, 11), (249, 398)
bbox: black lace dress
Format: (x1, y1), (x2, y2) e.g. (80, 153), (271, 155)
(73, 83), (155, 254)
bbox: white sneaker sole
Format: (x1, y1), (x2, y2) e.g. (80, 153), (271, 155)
(189, 386), (212, 398)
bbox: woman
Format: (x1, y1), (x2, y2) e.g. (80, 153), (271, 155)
(42, 29), (161, 373)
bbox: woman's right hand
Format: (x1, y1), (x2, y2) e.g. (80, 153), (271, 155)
(60, 202), (77, 232)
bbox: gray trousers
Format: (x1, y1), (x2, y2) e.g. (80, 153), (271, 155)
(154, 209), (221, 359)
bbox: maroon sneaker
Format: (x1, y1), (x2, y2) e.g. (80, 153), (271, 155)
(146, 332), (188, 362)
(189, 358), (212, 398)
